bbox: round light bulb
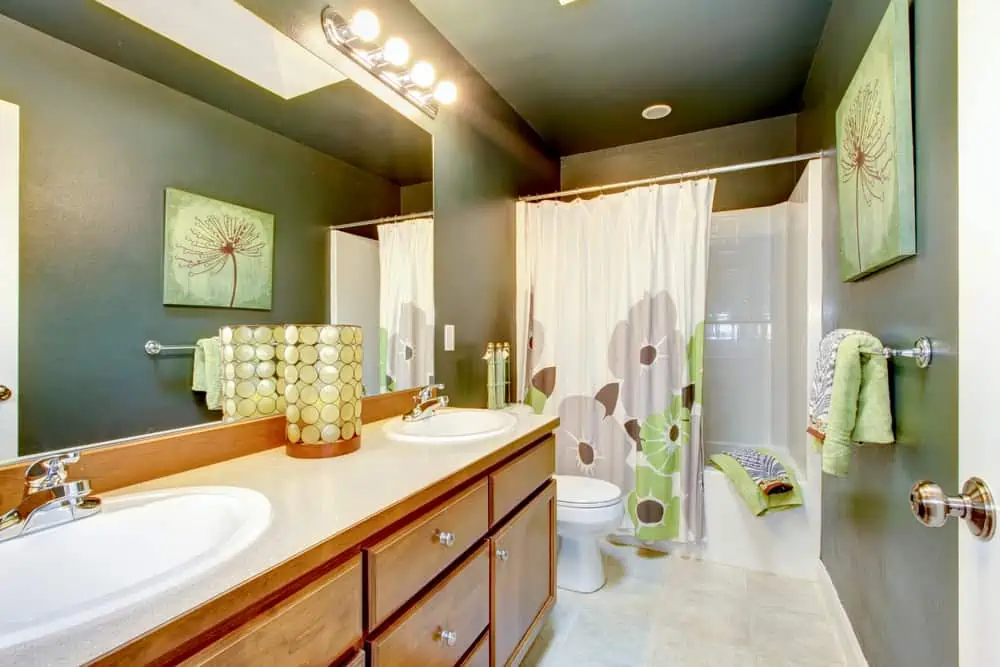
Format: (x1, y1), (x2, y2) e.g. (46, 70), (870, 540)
(349, 9), (380, 42)
(383, 37), (410, 67)
(434, 81), (458, 105)
(410, 61), (436, 89)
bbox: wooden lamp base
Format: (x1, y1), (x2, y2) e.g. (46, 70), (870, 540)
(285, 435), (361, 459)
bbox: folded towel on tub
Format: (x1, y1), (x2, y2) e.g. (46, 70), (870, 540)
(709, 449), (802, 517)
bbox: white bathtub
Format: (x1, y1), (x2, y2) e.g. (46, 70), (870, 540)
(701, 464), (820, 581)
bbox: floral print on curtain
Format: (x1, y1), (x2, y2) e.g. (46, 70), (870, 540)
(515, 180), (715, 545)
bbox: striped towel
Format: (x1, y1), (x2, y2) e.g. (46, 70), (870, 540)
(719, 449), (794, 496)
(807, 328), (868, 442)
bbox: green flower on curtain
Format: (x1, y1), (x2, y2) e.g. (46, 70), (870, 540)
(627, 466), (681, 541)
(526, 386), (547, 414)
(639, 395), (689, 476)
(378, 327), (394, 393)
(687, 321), (705, 407)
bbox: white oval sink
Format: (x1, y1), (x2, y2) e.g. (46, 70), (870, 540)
(383, 409), (517, 444)
(0, 486), (271, 649)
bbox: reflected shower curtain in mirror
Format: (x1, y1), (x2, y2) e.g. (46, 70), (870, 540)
(516, 181), (715, 545)
(379, 218), (434, 393)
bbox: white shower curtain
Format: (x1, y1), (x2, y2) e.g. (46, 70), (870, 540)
(379, 218), (434, 392)
(516, 181), (715, 544)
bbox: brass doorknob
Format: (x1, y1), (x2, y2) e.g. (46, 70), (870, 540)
(0, 385), (10, 402)
(910, 477), (996, 541)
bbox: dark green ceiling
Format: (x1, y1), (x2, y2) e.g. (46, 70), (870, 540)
(410, 0), (832, 156)
(0, 0), (433, 185)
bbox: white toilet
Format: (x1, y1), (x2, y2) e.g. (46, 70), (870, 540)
(554, 474), (625, 593)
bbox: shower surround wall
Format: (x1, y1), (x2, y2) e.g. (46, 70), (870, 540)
(700, 161), (825, 581)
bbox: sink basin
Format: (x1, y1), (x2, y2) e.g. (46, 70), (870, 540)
(0, 486), (271, 649)
(383, 409), (517, 444)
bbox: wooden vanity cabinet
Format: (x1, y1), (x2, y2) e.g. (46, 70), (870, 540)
(491, 481), (557, 667)
(100, 426), (557, 667)
(180, 556), (363, 667)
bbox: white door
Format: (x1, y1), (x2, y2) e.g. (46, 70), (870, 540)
(958, 1), (1000, 665)
(0, 100), (18, 462)
(328, 230), (380, 397)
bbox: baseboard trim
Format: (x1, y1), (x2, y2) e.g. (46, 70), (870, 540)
(817, 562), (869, 667)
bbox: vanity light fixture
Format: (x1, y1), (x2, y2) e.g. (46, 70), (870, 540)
(321, 5), (457, 118)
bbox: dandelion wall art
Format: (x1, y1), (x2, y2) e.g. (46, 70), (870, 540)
(834, 0), (915, 281)
(163, 188), (274, 309)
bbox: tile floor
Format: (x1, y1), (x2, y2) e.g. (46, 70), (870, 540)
(522, 541), (845, 667)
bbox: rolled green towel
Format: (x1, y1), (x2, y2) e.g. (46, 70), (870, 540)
(709, 448), (803, 517)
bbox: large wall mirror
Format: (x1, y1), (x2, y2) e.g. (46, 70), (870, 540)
(0, 0), (435, 460)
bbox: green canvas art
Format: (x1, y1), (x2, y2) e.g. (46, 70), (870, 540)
(163, 188), (274, 310)
(835, 0), (915, 281)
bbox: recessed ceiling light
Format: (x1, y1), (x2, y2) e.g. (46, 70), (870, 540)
(642, 104), (673, 120)
(558, 0), (580, 5)
(92, 0), (347, 99)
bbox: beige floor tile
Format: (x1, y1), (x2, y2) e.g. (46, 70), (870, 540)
(653, 587), (751, 646)
(746, 571), (825, 616)
(754, 656), (844, 667)
(527, 549), (842, 667)
(749, 608), (843, 665)
(646, 630), (756, 667)
(555, 592), (657, 666)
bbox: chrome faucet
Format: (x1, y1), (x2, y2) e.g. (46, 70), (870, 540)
(0, 451), (101, 543)
(403, 384), (449, 422)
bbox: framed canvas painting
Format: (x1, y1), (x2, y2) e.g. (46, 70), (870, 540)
(835, 0), (915, 281)
(163, 188), (274, 310)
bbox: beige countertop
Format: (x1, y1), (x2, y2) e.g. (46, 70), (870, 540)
(3, 411), (558, 666)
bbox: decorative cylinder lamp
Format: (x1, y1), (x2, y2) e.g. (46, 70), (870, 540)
(282, 324), (364, 458)
(220, 325), (287, 422)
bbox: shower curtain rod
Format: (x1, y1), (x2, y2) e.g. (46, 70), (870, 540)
(518, 150), (835, 203)
(330, 210), (433, 230)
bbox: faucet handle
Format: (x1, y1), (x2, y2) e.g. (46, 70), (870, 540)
(25, 451), (80, 494)
(415, 383), (445, 403)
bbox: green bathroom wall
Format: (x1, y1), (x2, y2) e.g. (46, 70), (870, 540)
(561, 114), (800, 212)
(798, 1), (959, 665)
(433, 107), (558, 406)
(0, 16), (402, 455)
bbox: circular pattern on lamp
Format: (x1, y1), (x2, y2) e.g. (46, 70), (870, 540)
(299, 345), (318, 364)
(299, 365), (319, 385)
(284, 324), (363, 459)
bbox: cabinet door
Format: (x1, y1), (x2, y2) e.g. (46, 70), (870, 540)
(491, 481), (556, 667)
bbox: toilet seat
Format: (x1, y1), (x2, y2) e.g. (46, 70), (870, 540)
(555, 475), (622, 509)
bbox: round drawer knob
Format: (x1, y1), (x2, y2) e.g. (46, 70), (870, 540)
(0, 385), (11, 402)
(439, 629), (457, 646)
(435, 530), (455, 547)
(495, 548), (509, 562)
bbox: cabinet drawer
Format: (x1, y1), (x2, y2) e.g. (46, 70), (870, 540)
(366, 479), (489, 628)
(490, 436), (555, 525)
(369, 543), (490, 667)
(459, 632), (490, 667)
(183, 555), (362, 667)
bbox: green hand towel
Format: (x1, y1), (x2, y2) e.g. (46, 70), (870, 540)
(709, 449), (803, 517)
(822, 333), (894, 476)
(192, 336), (222, 411)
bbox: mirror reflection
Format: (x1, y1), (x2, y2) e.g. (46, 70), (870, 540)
(0, 0), (433, 459)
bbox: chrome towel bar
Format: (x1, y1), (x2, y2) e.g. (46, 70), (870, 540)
(882, 337), (933, 369)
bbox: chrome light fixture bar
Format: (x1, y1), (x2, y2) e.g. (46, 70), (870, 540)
(321, 6), (457, 118)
